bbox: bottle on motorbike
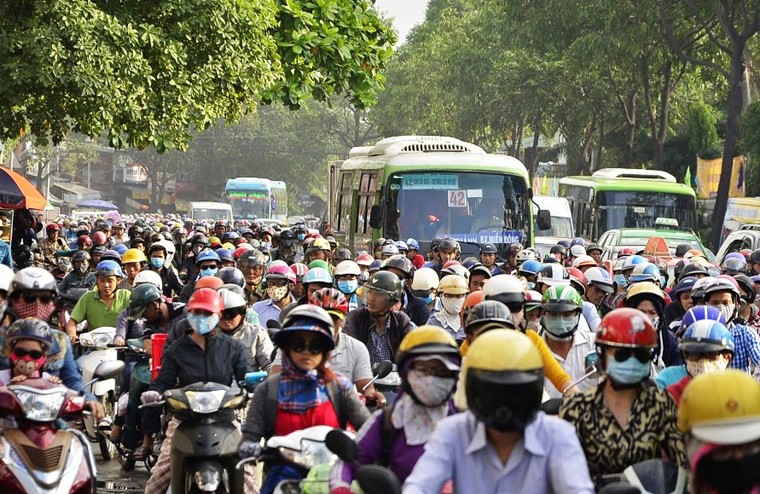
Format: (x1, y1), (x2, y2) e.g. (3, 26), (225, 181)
(238, 304), (370, 494)
(330, 325), (461, 492)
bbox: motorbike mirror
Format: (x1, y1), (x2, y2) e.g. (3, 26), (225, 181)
(326, 429), (358, 463)
(540, 398), (563, 415)
(372, 360), (393, 379)
(93, 360), (125, 380)
(355, 465), (402, 494)
(266, 319), (281, 330)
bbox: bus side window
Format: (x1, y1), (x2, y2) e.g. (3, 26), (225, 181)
(336, 172), (353, 232)
(357, 172), (378, 235)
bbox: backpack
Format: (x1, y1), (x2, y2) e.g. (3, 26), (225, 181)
(263, 373), (348, 437)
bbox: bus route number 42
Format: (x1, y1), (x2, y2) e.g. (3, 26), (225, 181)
(448, 190), (467, 208)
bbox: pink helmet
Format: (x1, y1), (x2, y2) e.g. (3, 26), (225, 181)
(267, 262), (296, 284)
(92, 231), (107, 246)
(290, 263), (309, 280)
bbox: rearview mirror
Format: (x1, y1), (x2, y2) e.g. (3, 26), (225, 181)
(266, 319), (281, 330)
(355, 465), (402, 494)
(372, 360), (393, 380)
(326, 429), (358, 462)
(93, 360), (124, 381)
(536, 210), (551, 231)
(369, 205), (383, 230)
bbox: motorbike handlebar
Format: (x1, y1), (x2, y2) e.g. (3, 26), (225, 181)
(138, 400), (166, 410)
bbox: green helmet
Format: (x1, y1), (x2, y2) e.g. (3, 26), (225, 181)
(364, 271), (404, 302)
(541, 285), (583, 313)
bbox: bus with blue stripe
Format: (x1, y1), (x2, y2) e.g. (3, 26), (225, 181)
(224, 177), (288, 222)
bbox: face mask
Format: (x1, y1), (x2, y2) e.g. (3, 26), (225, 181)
(12, 300), (57, 322)
(525, 319), (541, 332)
(527, 282), (535, 290)
(199, 267), (218, 278)
(686, 355), (730, 377)
(697, 452), (760, 494)
(659, 276), (666, 286)
(187, 313), (220, 335)
(267, 285), (289, 302)
(423, 293), (435, 304)
(716, 303), (736, 323)
(614, 274), (628, 288)
(296, 234), (306, 242)
(407, 370), (456, 407)
(150, 257), (164, 269)
(606, 356), (650, 388)
(441, 296), (465, 315)
(650, 316), (660, 329)
(542, 315), (578, 340)
(10, 352), (46, 378)
(337, 280), (359, 295)
(280, 239), (293, 248)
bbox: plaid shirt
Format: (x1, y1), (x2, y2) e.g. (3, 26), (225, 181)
(368, 317), (393, 365)
(728, 322), (760, 372)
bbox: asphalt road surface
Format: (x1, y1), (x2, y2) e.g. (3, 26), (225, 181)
(97, 455), (151, 493)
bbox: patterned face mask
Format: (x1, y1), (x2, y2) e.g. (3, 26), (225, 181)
(267, 285), (289, 302)
(12, 299), (56, 322)
(686, 354), (730, 377)
(407, 370), (456, 407)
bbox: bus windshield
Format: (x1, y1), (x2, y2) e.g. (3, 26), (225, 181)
(598, 191), (696, 231)
(191, 207), (232, 222)
(228, 192), (270, 220)
(535, 216), (573, 238)
(384, 171), (529, 245)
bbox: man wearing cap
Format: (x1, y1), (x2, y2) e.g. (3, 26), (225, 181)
(678, 370), (760, 493)
(66, 260), (132, 342)
(479, 243), (503, 276)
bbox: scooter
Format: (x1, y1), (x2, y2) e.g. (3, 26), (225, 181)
(597, 459), (688, 494)
(324, 428), (402, 494)
(0, 360), (124, 494)
(76, 326), (120, 460)
(141, 372), (267, 494)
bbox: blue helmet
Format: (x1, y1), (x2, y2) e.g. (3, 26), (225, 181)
(570, 238), (585, 247)
(629, 262), (660, 283)
(395, 241), (409, 252)
(621, 255), (646, 272)
(680, 320), (735, 354)
(673, 277), (697, 295)
(303, 267), (333, 285)
(518, 260), (542, 276)
(216, 248), (234, 263)
(96, 260), (124, 278)
(113, 244), (128, 256)
(196, 249), (221, 265)
(406, 238), (420, 251)
(678, 306), (726, 337)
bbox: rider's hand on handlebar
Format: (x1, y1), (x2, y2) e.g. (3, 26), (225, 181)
(364, 390), (388, 409)
(86, 400), (105, 421)
(140, 390), (161, 405)
(68, 332), (78, 344)
(113, 336), (125, 347)
(238, 440), (261, 459)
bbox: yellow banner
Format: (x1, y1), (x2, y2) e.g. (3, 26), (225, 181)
(696, 155), (746, 199)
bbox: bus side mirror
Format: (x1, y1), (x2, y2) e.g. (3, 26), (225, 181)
(699, 212), (709, 228)
(583, 208), (593, 224)
(537, 210), (551, 231)
(369, 205), (383, 230)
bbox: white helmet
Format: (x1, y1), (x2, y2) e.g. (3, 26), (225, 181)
(334, 260), (361, 277)
(9, 267), (57, 296)
(570, 245), (586, 257)
(158, 240), (176, 267)
(537, 264), (570, 287)
(515, 249), (536, 264)
(218, 288), (246, 309)
(441, 263), (470, 281)
(134, 270), (163, 290)
(584, 267), (614, 293)
(0, 264), (14, 293)
(411, 267), (440, 291)
(381, 243), (399, 257)
(482, 275), (526, 305)
(572, 255), (597, 269)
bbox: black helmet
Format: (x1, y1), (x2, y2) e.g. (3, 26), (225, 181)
(364, 271), (404, 302)
(333, 247), (352, 264)
(128, 284), (162, 320)
(480, 243), (497, 254)
(91, 245), (107, 255)
(438, 237), (458, 253)
(381, 254), (414, 280)
(750, 249), (760, 264)
(675, 244), (692, 258)
(681, 263), (709, 278)
(72, 250), (91, 263)
(734, 274), (756, 304)
(279, 229), (295, 240)
(215, 267), (245, 288)
(465, 300), (516, 333)
(191, 234), (209, 246)
(239, 250), (267, 268)
(6, 318), (53, 351)
(549, 245), (567, 256)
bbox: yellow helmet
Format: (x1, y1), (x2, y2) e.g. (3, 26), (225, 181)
(309, 238), (332, 252)
(678, 370), (760, 445)
(625, 281), (665, 302)
(209, 236), (221, 245)
(222, 242), (235, 250)
(438, 275), (468, 295)
(122, 248), (148, 264)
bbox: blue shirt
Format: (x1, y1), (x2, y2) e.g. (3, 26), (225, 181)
(252, 298), (285, 328)
(729, 323), (760, 371)
(403, 411), (594, 494)
(656, 365), (688, 389)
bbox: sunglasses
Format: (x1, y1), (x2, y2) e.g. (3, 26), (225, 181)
(613, 347), (653, 364)
(290, 338), (325, 355)
(221, 308), (244, 320)
(18, 292), (54, 304)
(199, 264), (218, 270)
(13, 348), (45, 359)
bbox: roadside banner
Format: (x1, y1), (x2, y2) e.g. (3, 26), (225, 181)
(696, 155), (746, 199)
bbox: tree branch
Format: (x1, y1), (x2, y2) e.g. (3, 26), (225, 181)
(685, 0), (732, 53)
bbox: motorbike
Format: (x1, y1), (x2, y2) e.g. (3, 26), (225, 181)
(598, 459), (688, 494)
(141, 372), (267, 494)
(372, 362), (401, 406)
(0, 360), (124, 494)
(76, 326), (120, 460)
(324, 428), (402, 494)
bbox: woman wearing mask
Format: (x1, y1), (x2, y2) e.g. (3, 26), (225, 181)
(329, 326), (461, 492)
(623, 282), (682, 373)
(238, 305), (369, 494)
(0, 318), (61, 386)
(334, 260), (363, 312)
(410, 267), (439, 311)
(560, 308), (686, 480)
(426, 275), (468, 343)
(251, 262), (297, 328)
(178, 249), (221, 303)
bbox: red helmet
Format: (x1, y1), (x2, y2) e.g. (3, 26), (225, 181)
(596, 308), (657, 349)
(78, 235), (93, 248)
(309, 287), (349, 316)
(442, 260), (460, 270)
(46, 223), (60, 233)
(187, 288), (224, 314)
(290, 263), (309, 280)
(567, 267), (587, 295)
(92, 231), (107, 245)
(617, 247), (635, 259)
(739, 248), (753, 260)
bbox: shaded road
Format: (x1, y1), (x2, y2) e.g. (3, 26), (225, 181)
(97, 456), (151, 493)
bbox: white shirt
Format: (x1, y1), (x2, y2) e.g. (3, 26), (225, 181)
(544, 329), (597, 398)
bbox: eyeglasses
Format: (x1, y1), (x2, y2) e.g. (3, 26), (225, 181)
(13, 348), (45, 359)
(290, 338), (325, 355)
(199, 264), (218, 270)
(221, 308), (244, 320)
(613, 347), (653, 363)
(267, 280), (288, 288)
(18, 292), (54, 304)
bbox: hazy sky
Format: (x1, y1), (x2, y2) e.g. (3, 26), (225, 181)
(374, 0), (429, 44)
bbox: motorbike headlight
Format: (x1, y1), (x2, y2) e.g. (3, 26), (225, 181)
(222, 394), (246, 410)
(12, 388), (66, 422)
(184, 390), (226, 414)
(92, 333), (113, 348)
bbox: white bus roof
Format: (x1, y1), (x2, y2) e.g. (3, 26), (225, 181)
(189, 201), (232, 209)
(591, 168), (676, 182)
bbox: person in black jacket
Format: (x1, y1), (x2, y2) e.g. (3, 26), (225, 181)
(381, 254), (430, 326)
(342, 271), (414, 365)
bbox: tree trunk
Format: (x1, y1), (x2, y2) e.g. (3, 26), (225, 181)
(709, 49), (745, 250)
(526, 130), (541, 177)
(622, 90), (636, 167)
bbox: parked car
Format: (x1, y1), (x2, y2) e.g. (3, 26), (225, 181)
(714, 227), (760, 266)
(597, 228), (714, 262)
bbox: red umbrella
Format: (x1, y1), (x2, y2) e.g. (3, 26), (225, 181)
(0, 166), (47, 210)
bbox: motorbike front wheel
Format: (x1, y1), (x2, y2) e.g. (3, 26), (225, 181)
(98, 392), (117, 461)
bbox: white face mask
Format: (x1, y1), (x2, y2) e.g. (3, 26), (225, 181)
(686, 354), (730, 377)
(441, 295), (465, 315)
(715, 304), (736, 323)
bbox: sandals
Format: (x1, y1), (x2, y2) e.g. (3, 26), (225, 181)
(133, 446), (151, 461)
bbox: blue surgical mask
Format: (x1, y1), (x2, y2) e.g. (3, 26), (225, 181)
(200, 267), (218, 278)
(187, 313), (220, 335)
(606, 356), (650, 386)
(150, 257), (164, 269)
(423, 293), (435, 304)
(337, 280), (358, 294)
(527, 282), (535, 290)
(297, 234), (306, 242)
(542, 315), (578, 340)
(614, 274), (628, 288)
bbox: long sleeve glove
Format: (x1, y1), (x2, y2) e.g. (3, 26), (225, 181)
(238, 440), (262, 459)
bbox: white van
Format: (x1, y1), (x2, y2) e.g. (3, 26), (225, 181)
(189, 201), (234, 224)
(533, 196), (574, 256)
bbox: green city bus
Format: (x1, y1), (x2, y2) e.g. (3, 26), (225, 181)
(331, 136), (548, 257)
(559, 169), (698, 241)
